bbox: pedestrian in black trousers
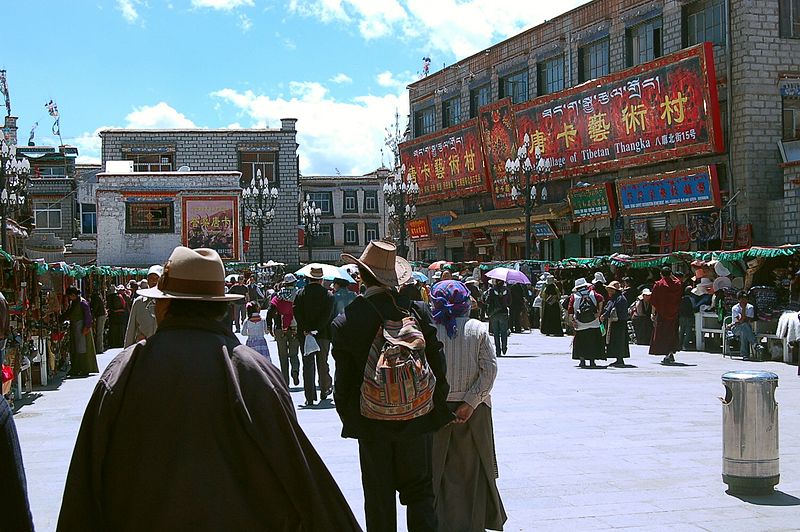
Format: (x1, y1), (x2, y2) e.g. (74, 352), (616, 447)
(1, 398), (35, 532)
(293, 267), (335, 407)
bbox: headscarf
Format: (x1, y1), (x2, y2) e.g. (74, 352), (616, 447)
(430, 280), (471, 338)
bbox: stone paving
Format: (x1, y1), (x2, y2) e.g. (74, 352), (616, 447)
(13, 330), (800, 531)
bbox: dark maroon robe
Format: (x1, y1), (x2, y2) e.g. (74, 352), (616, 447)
(649, 275), (683, 355)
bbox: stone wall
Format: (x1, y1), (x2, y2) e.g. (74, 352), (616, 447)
(784, 164), (800, 244)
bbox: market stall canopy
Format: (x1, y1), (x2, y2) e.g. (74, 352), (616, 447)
(486, 267), (531, 285)
(441, 202), (570, 232)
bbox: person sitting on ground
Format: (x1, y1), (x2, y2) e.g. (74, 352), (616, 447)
(731, 291), (757, 360)
(58, 246), (360, 531)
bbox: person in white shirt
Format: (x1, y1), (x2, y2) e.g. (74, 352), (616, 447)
(731, 291), (757, 360)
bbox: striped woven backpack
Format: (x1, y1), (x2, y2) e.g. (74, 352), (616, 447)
(360, 299), (436, 421)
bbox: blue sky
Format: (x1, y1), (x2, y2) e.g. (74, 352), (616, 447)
(4, 0), (589, 175)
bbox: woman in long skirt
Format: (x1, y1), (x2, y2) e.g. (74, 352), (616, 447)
(241, 302), (271, 361)
(61, 286), (98, 377)
(430, 281), (507, 532)
(602, 281), (630, 367)
(568, 278), (606, 368)
(539, 277), (563, 336)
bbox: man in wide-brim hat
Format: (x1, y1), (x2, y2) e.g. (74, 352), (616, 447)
(332, 240), (453, 531)
(58, 246), (360, 531)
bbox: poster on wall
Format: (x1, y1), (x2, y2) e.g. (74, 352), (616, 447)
(514, 43), (723, 179)
(616, 165), (721, 216)
(477, 98), (519, 209)
(399, 119), (489, 205)
(182, 196), (239, 260)
(568, 182), (617, 221)
(407, 217), (432, 240)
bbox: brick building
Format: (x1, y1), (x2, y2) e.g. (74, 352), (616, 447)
(299, 169), (389, 262)
(99, 120), (300, 265)
(406, 0), (800, 260)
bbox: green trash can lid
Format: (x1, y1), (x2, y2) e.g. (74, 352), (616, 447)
(722, 370), (779, 383)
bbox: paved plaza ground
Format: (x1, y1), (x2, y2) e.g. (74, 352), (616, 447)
(13, 330), (800, 531)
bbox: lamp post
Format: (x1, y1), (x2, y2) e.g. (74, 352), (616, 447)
(505, 134), (551, 260)
(0, 138), (30, 252)
(241, 168), (279, 264)
(383, 163), (419, 258)
(300, 195), (321, 263)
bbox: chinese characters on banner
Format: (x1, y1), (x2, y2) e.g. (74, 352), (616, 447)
(182, 196), (239, 260)
(477, 98), (519, 209)
(514, 43), (723, 179)
(399, 119), (489, 205)
(568, 182), (617, 221)
(407, 217), (432, 240)
(616, 165), (721, 216)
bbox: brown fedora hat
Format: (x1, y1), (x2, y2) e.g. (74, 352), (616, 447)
(137, 246), (244, 302)
(341, 240), (411, 288)
(307, 266), (325, 280)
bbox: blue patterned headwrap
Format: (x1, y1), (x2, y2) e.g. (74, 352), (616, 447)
(431, 280), (472, 338)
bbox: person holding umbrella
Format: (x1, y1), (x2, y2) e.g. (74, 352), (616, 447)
(484, 280), (511, 357)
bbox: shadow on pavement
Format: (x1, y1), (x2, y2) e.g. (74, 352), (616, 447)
(660, 362), (698, 367)
(607, 364), (638, 369)
(728, 490), (800, 506)
(498, 355), (538, 359)
(299, 399), (337, 410)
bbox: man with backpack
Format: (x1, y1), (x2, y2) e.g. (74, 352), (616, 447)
(568, 277), (605, 368)
(331, 241), (453, 532)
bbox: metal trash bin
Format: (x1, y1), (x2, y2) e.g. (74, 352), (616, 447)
(721, 370), (779, 494)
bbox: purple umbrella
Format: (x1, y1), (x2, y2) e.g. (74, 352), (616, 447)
(485, 267), (531, 285)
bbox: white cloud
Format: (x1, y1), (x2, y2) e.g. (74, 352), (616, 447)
(330, 73), (353, 84)
(375, 70), (415, 89)
(239, 13), (253, 31)
(212, 82), (407, 175)
(72, 128), (105, 164)
(289, 0), (592, 58)
(125, 102), (197, 129)
(191, 0), (254, 10)
(117, 0), (140, 23)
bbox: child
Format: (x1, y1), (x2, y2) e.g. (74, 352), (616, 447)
(241, 301), (271, 361)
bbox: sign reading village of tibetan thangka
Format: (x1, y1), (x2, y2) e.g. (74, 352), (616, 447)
(514, 43), (723, 179)
(399, 118), (490, 205)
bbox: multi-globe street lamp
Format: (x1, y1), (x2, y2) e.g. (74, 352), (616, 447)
(0, 138), (31, 252)
(241, 168), (279, 264)
(300, 195), (321, 263)
(383, 163), (419, 259)
(505, 133), (551, 260)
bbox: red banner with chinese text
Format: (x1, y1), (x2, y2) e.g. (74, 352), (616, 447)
(407, 217), (432, 240)
(477, 98), (519, 209)
(399, 119), (489, 205)
(514, 43), (723, 179)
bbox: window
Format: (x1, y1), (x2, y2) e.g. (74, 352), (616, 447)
(783, 97), (800, 140)
(125, 202), (174, 233)
(626, 17), (662, 67)
(414, 107), (435, 137)
(578, 38), (610, 83)
(684, 0), (726, 46)
(307, 192), (333, 215)
(342, 190), (358, 213)
(442, 97), (461, 128)
(537, 56), (565, 96)
(310, 223), (334, 247)
(344, 223), (359, 245)
(780, 0), (800, 38)
(499, 70), (528, 104)
(80, 203), (97, 234)
(469, 85), (491, 118)
(34, 202), (62, 230)
(34, 166), (67, 177)
(239, 151), (277, 187)
(364, 190), (378, 213)
(125, 153), (174, 172)
(364, 223), (379, 242)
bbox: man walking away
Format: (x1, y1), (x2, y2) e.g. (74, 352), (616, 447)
(266, 274), (301, 387)
(332, 241), (453, 532)
(227, 276), (249, 332)
(332, 278), (357, 317)
(124, 265), (162, 347)
(293, 267), (334, 406)
(732, 291), (757, 360)
(58, 246), (360, 531)
(509, 282), (524, 333)
(485, 280), (511, 357)
(650, 267), (684, 364)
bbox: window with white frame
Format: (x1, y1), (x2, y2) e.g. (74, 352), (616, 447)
(343, 190), (358, 213)
(239, 151), (278, 186)
(364, 190), (378, 213)
(307, 191), (333, 215)
(364, 223), (379, 242)
(125, 153), (174, 172)
(34, 202), (62, 230)
(344, 223), (359, 245)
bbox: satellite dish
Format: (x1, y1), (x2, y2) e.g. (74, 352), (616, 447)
(177, 165), (191, 172)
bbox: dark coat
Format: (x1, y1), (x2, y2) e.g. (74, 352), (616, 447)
(57, 317), (360, 532)
(293, 282), (335, 340)
(330, 290), (454, 441)
(1, 397), (34, 532)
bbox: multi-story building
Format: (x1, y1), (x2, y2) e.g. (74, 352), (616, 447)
(405, 0), (800, 261)
(299, 169), (389, 262)
(99, 120), (300, 265)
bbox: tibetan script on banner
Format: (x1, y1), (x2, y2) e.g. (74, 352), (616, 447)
(616, 165), (721, 216)
(182, 196), (239, 260)
(478, 98), (519, 209)
(568, 182), (616, 222)
(514, 43), (723, 179)
(399, 119), (489, 205)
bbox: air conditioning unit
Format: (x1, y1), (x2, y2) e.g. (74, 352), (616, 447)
(105, 160), (134, 173)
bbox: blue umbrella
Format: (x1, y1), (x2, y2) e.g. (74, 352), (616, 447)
(412, 271), (429, 283)
(336, 267), (356, 285)
(295, 263), (355, 284)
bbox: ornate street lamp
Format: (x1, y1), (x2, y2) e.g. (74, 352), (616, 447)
(241, 168), (279, 264)
(506, 134), (551, 260)
(383, 163), (419, 258)
(0, 138), (31, 251)
(300, 195), (321, 263)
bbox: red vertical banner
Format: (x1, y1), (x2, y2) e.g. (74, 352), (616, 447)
(477, 98), (519, 209)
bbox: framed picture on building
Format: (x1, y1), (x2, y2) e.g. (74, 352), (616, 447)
(125, 201), (175, 234)
(182, 196), (240, 260)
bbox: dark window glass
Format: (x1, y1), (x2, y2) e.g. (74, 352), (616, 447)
(240, 151), (278, 186)
(307, 192), (333, 215)
(311, 223), (334, 247)
(579, 39), (610, 83)
(780, 0), (800, 38)
(499, 70), (528, 104)
(343, 190), (358, 213)
(684, 0), (726, 46)
(34, 202), (62, 229)
(363, 190), (378, 212)
(626, 17), (663, 67)
(442, 97), (461, 128)
(344, 223), (359, 245)
(413, 107), (435, 137)
(364, 223), (379, 242)
(783, 97), (800, 140)
(81, 203), (97, 234)
(537, 56), (565, 96)
(125, 202), (174, 233)
(469, 85), (491, 118)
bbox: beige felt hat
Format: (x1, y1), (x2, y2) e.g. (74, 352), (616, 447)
(341, 240), (411, 288)
(137, 246), (244, 302)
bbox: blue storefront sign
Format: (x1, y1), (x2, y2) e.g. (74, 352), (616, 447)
(429, 213), (454, 235)
(616, 165), (721, 216)
(532, 222), (558, 240)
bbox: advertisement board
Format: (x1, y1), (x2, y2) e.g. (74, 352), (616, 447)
(478, 98), (520, 209)
(407, 217), (432, 240)
(568, 182), (617, 221)
(532, 221), (558, 240)
(429, 212), (455, 235)
(182, 196), (239, 260)
(616, 165), (721, 216)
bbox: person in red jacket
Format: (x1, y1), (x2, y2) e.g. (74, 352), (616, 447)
(266, 274), (301, 387)
(650, 267), (684, 364)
